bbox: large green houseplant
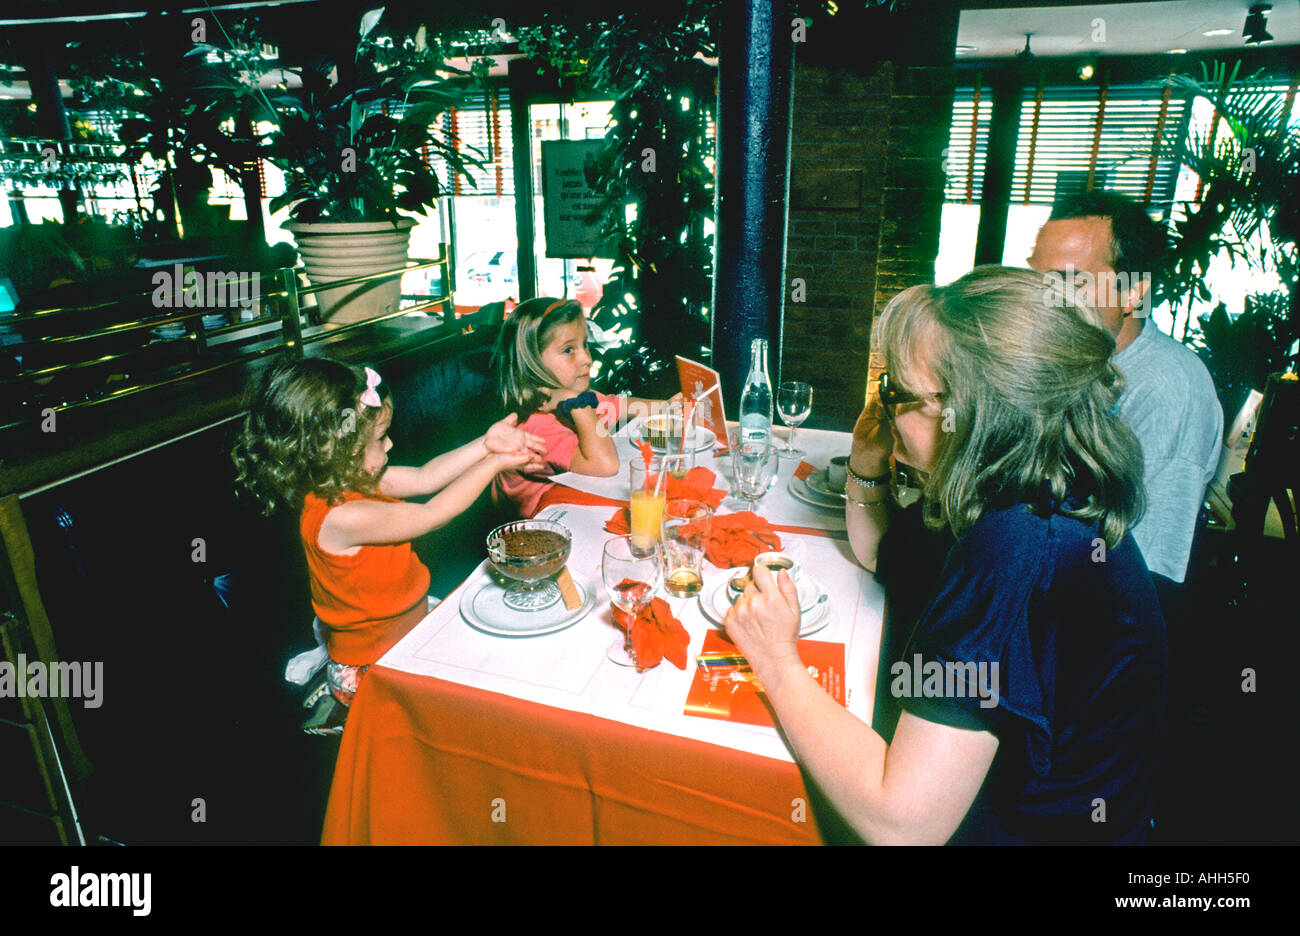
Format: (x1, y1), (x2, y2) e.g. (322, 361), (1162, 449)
(1156, 62), (1299, 417)
(195, 7), (482, 323)
(512, 4), (717, 396)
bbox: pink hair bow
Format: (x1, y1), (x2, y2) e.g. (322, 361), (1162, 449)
(359, 366), (383, 408)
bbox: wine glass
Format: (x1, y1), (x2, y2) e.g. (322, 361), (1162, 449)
(602, 535), (663, 667)
(728, 427), (777, 512)
(776, 381), (814, 457)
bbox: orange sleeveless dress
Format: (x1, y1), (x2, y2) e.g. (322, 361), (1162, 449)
(300, 490), (431, 666)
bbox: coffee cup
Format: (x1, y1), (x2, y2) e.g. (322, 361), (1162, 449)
(729, 551), (801, 595)
(827, 456), (850, 492)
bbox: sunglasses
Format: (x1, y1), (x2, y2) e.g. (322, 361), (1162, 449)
(878, 371), (945, 413)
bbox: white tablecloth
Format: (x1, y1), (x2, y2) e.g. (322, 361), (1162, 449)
(379, 435), (884, 763)
(549, 424), (852, 532)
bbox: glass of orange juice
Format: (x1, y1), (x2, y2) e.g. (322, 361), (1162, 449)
(628, 457), (667, 554)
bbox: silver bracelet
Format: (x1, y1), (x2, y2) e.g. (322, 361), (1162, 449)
(845, 493), (889, 508)
(847, 465), (891, 488)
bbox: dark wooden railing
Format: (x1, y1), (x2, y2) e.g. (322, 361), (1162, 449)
(0, 245), (488, 498)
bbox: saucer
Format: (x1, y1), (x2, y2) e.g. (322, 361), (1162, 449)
(788, 475), (843, 511)
(804, 469), (847, 501)
(700, 576), (830, 637)
(624, 419), (717, 454)
(459, 563), (595, 637)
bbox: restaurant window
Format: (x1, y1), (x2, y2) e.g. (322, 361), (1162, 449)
(936, 84), (992, 284)
(526, 100), (616, 311)
(373, 87), (516, 310)
(937, 80), (1191, 284)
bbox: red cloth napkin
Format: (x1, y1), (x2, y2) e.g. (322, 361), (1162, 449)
(608, 509), (783, 568)
(794, 461), (815, 480)
(604, 467), (728, 534)
(703, 511), (782, 568)
(611, 595), (689, 671)
(655, 466), (727, 508)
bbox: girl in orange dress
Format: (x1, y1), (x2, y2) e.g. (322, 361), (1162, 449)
(233, 358), (545, 704)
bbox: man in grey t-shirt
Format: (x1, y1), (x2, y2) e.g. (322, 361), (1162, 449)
(1029, 191), (1222, 585)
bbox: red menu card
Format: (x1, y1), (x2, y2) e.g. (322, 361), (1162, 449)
(676, 356), (726, 443)
(684, 631), (846, 728)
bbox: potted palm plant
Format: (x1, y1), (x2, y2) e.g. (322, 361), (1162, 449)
(1155, 62), (1299, 415)
(196, 7), (481, 323)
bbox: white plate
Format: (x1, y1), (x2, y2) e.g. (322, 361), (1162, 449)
(788, 475), (844, 511)
(804, 469), (847, 502)
(459, 563), (595, 637)
(698, 576), (831, 638)
(625, 419), (717, 454)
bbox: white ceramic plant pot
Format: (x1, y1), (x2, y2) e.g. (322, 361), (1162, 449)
(285, 218), (415, 325)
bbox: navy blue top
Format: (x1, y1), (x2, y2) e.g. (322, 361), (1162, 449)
(892, 502), (1167, 844)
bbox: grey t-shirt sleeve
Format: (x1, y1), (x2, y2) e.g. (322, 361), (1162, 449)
(1115, 326), (1223, 583)
(1132, 456), (1213, 582)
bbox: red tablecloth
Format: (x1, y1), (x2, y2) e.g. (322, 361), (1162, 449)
(321, 665), (826, 845)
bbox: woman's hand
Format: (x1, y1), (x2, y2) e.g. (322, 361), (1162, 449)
(851, 385), (894, 478)
(722, 563), (804, 687)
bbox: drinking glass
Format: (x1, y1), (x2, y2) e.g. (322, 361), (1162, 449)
(728, 427), (777, 511)
(628, 457), (668, 553)
(776, 381), (814, 457)
(602, 535), (663, 667)
(660, 499), (712, 598)
(628, 452), (695, 552)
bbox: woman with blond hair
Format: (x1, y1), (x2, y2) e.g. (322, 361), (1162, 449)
(725, 266), (1167, 844)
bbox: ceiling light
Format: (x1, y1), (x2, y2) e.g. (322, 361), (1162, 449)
(1166, 48), (1188, 54)
(1078, 57), (1096, 80)
(1202, 28), (1234, 37)
(1243, 4), (1273, 45)
(1016, 33), (1035, 63)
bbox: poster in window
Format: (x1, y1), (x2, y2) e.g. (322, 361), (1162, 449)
(540, 140), (612, 259)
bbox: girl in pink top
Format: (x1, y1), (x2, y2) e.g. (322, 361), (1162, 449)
(492, 298), (675, 516)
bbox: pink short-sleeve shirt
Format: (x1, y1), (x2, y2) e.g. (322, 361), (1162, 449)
(494, 392), (622, 517)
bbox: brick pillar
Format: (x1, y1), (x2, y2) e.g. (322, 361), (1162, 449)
(783, 60), (954, 430)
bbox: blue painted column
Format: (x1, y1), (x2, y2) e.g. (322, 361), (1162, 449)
(711, 0), (795, 416)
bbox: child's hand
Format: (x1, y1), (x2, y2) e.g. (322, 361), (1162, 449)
(489, 449), (538, 473)
(485, 414), (548, 459)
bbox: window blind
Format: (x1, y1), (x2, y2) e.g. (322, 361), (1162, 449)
(438, 87), (513, 197)
(1010, 83), (1188, 208)
(944, 80), (992, 205)
(377, 86), (513, 197)
(945, 81), (1191, 209)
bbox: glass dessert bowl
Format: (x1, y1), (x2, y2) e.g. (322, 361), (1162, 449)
(485, 519), (572, 611)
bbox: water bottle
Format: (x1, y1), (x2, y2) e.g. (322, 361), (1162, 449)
(738, 338), (773, 442)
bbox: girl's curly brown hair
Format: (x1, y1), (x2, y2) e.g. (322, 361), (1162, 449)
(231, 358), (392, 516)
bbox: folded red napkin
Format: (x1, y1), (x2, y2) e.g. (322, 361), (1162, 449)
(605, 509), (782, 568)
(611, 595), (689, 671)
(703, 511), (782, 568)
(794, 461), (815, 480)
(603, 467), (728, 535)
(659, 466), (727, 508)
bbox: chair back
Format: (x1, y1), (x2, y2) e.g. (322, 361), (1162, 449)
(1242, 374), (1299, 544)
